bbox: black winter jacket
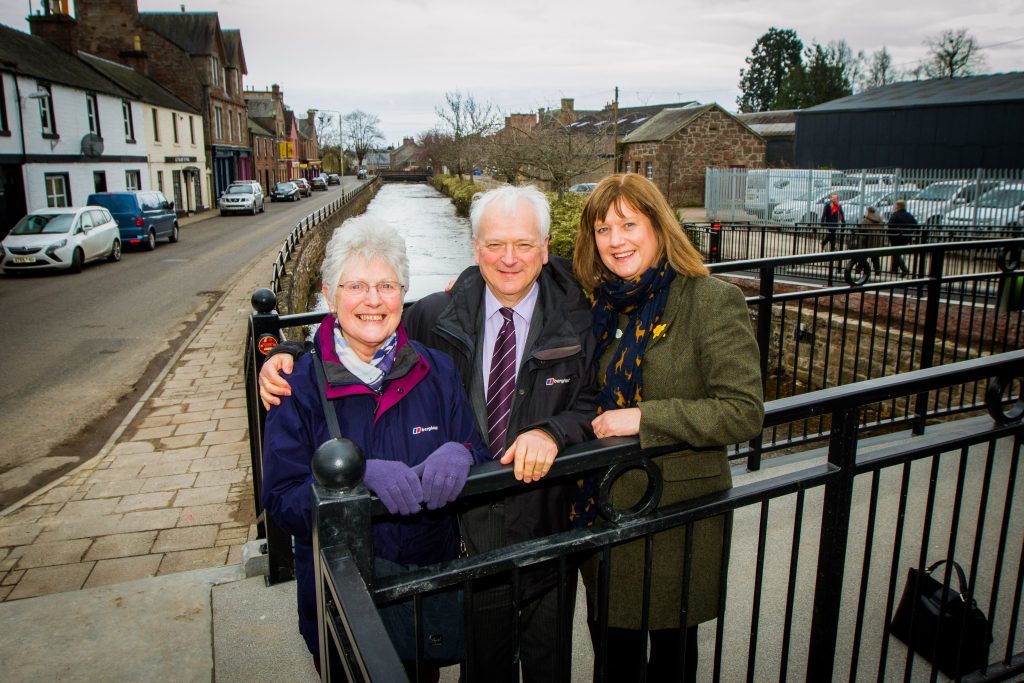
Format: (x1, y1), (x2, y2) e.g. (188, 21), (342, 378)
(403, 257), (599, 560)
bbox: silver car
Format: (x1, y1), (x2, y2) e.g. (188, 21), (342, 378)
(2, 206), (121, 274)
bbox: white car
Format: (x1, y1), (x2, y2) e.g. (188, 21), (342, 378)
(904, 180), (1001, 226)
(219, 184), (265, 215)
(2, 206), (121, 274)
(770, 187), (861, 225)
(942, 183), (1024, 237)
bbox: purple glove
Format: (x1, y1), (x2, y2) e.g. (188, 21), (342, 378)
(362, 459), (423, 516)
(413, 442), (473, 510)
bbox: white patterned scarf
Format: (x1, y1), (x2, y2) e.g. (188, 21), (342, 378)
(332, 322), (399, 393)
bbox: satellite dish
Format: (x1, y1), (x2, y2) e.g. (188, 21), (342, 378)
(81, 133), (104, 158)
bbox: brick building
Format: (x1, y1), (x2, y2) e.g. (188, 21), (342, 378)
(295, 110), (321, 180)
(248, 118), (275, 193)
(621, 103), (765, 206)
(28, 0), (252, 202)
(245, 85), (290, 186)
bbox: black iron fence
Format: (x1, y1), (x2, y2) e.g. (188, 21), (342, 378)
(311, 350), (1024, 682)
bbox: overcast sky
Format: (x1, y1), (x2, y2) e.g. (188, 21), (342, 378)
(3, 1), (1022, 146)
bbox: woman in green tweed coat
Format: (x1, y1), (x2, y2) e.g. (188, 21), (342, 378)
(572, 174), (763, 682)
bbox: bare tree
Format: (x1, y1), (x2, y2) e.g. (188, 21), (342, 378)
(863, 47), (897, 90)
(435, 91), (498, 178)
(832, 40), (867, 93)
(315, 112), (343, 173)
(343, 110), (385, 167)
(519, 124), (609, 198)
(483, 119), (533, 185)
(923, 29), (985, 78)
(415, 128), (455, 175)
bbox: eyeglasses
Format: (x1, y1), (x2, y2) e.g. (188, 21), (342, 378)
(337, 280), (405, 299)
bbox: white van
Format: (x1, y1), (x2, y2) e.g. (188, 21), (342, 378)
(744, 169), (842, 218)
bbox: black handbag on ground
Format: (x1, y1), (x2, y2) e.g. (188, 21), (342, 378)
(311, 350), (465, 665)
(889, 559), (992, 678)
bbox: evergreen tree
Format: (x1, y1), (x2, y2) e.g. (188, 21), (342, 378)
(775, 42), (853, 109)
(737, 27), (804, 112)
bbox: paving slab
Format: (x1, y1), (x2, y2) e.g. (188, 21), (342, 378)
(0, 564), (242, 682)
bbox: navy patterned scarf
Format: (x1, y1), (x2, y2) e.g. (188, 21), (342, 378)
(571, 258), (675, 527)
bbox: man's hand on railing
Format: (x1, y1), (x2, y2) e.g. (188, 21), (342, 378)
(259, 353), (294, 410)
(499, 429), (559, 483)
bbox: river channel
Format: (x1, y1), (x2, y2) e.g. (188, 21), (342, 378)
(314, 182), (474, 311)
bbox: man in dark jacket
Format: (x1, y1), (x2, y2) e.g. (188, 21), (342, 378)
(820, 192), (845, 248)
(259, 185), (598, 682)
(887, 199), (918, 275)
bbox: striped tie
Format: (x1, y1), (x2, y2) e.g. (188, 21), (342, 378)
(486, 307), (517, 459)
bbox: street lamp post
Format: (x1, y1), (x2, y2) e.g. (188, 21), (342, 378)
(314, 108), (345, 201)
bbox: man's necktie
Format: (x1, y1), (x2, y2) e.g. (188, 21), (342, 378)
(486, 307), (517, 459)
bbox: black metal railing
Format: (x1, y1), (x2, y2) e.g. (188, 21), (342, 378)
(311, 350), (1024, 682)
(709, 238), (1024, 468)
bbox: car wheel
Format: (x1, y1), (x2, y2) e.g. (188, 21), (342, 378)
(108, 239), (122, 262)
(251, 204), (258, 216)
(260, 202), (265, 214)
(145, 229), (157, 251)
(70, 247), (84, 273)
(168, 223), (180, 243)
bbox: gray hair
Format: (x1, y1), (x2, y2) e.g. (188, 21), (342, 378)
(321, 215), (409, 299)
(469, 185), (551, 240)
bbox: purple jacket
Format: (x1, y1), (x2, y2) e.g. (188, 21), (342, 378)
(261, 315), (488, 656)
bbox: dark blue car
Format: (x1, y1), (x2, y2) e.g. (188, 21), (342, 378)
(85, 191), (179, 251)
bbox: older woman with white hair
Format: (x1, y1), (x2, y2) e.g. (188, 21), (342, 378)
(260, 215), (488, 673)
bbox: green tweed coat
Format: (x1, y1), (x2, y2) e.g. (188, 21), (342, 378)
(582, 274), (764, 630)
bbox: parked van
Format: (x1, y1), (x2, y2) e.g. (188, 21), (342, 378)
(744, 169), (842, 218)
(85, 191), (179, 251)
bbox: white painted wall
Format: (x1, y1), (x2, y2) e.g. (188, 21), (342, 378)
(143, 104), (208, 212)
(13, 74), (149, 212)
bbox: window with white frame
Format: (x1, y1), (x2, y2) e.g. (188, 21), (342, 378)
(645, 161), (653, 179)
(211, 56), (220, 87)
(157, 170), (164, 192)
(122, 100), (135, 141)
(152, 108), (160, 142)
(45, 173), (70, 207)
(126, 169), (142, 190)
(37, 83), (56, 137)
(172, 113), (179, 144)
(86, 93), (101, 136)
(237, 112), (243, 143)
(189, 115), (195, 145)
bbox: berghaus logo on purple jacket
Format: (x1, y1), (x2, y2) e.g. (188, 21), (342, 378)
(412, 425), (439, 435)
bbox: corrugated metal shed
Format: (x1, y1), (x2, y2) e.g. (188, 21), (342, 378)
(803, 72), (1024, 112)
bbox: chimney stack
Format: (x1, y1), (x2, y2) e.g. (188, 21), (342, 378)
(28, 10), (78, 54)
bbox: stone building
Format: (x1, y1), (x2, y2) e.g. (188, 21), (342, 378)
(295, 110), (321, 181)
(28, 0), (252, 201)
(621, 103), (766, 206)
(248, 118), (276, 193)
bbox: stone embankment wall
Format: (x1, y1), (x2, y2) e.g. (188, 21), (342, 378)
(274, 182), (381, 339)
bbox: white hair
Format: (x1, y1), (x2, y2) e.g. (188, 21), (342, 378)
(321, 215), (409, 299)
(469, 185), (551, 240)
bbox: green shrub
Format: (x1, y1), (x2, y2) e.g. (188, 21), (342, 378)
(430, 175), (480, 217)
(547, 191), (585, 259)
